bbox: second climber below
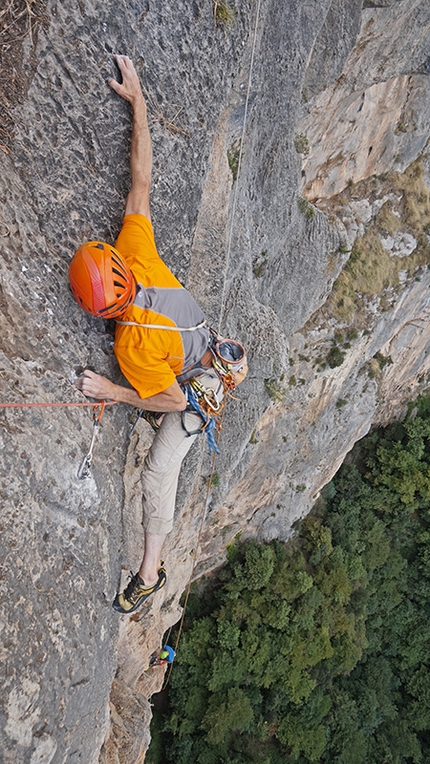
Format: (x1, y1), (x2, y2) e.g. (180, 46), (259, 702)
(70, 55), (248, 615)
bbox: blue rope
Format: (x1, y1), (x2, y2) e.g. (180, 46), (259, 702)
(185, 385), (220, 454)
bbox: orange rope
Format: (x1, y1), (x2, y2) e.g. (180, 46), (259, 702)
(0, 400), (117, 411)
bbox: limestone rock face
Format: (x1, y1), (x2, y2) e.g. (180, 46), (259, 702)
(1, 1), (430, 762)
(299, 0), (430, 199)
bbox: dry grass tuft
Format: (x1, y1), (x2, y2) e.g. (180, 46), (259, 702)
(212, 1), (236, 28)
(377, 201), (402, 236)
(391, 161), (430, 234)
(141, 85), (189, 138)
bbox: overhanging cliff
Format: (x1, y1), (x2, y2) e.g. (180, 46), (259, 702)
(1, 1), (430, 762)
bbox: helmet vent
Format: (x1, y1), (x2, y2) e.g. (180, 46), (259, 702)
(111, 254), (127, 273)
(112, 267), (126, 281)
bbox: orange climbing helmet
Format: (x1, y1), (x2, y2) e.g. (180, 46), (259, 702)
(69, 241), (136, 318)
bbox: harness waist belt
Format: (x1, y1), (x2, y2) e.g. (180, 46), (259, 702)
(177, 348), (213, 384)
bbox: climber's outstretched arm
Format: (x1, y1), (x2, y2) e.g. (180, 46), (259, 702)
(108, 54), (152, 220)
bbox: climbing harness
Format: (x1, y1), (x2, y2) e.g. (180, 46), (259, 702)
(123, 324), (245, 452)
(77, 402), (106, 479)
(177, 329), (246, 385)
(189, 376), (222, 413)
(180, 329), (246, 451)
(182, 382), (222, 454)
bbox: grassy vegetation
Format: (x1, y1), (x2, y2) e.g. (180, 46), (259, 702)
(206, 472), (221, 487)
(365, 352), (394, 380)
(213, 1), (235, 28)
(252, 250), (268, 278)
(227, 142), (241, 181)
(298, 196), (315, 221)
(294, 133), (310, 157)
(332, 231), (399, 319)
(326, 344), (346, 369)
(330, 161), (430, 322)
(264, 377), (286, 402)
(336, 398), (348, 408)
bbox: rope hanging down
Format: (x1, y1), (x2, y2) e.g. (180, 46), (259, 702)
(162, 407), (224, 691)
(217, 0), (262, 334)
(162, 0), (262, 688)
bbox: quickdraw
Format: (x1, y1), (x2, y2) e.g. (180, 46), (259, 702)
(77, 402), (106, 479)
(189, 377), (222, 413)
(209, 357), (238, 393)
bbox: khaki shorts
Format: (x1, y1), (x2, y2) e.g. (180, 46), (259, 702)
(141, 369), (223, 535)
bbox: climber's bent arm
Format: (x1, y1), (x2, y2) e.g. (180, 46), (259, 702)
(75, 370), (187, 411)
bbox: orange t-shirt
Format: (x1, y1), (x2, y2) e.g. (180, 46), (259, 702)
(113, 215), (208, 399)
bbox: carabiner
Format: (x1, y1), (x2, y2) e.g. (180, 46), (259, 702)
(77, 418), (100, 479)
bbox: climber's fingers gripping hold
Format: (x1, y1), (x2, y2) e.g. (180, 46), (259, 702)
(108, 54), (144, 106)
(75, 369), (116, 400)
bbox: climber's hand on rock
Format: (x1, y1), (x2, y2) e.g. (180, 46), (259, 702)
(108, 55), (145, 107)
(75, 369), (116, 400)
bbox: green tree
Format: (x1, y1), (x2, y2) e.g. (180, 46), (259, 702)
(149, 396), (430, 764)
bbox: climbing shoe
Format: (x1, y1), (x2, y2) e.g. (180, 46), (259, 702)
(112, 566), (167, 614)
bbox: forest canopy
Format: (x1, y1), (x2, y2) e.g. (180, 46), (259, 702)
(148, 397), (430, 764)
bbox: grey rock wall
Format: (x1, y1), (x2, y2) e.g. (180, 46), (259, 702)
(299, 0), (430, 198)
(1, 0), (430, 762)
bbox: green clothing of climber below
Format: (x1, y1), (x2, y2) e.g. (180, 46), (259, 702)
(149, 644), (176, 667)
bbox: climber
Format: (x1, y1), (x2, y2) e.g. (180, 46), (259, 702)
(70, 55), (248, 615)
(149, 645), (176, 667)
